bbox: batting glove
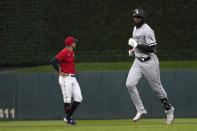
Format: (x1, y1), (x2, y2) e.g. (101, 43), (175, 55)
(128, 38), (138, 48)
(128, 48), (135, 56)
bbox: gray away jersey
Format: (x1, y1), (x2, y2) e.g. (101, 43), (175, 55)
(132, 23), (157, 58)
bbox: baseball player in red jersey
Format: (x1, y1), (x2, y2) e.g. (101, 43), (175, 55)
(50, 37), (83, 125)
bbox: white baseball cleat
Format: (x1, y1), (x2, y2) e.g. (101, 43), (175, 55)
(63, 117), (67, 122)
(133, 112), (147, 122)
(166, 107), (174, 124)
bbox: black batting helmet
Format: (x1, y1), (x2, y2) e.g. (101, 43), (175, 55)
(132, 9), (146, 18)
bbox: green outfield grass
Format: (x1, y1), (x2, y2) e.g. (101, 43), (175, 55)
(11, 61), (197, 72)
(0, 118), (197, 131)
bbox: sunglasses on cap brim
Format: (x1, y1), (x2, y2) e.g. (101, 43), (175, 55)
(74, 39), (78, 43)
(133, 15), (143, 18)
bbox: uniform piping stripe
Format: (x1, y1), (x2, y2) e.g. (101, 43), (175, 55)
(148, 43), (157, 46)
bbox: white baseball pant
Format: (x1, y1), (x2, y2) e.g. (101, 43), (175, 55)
(59, 75), (83, 103)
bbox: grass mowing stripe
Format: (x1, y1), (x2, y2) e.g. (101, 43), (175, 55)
(0, 119), (197, 131)
(1, 123), (197, 128)
(1, 119), (197, 127)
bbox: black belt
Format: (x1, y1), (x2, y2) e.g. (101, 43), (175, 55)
(69, 74), (76, 77)
(60, 72), (76, 77)
(136, 57), (151, 62)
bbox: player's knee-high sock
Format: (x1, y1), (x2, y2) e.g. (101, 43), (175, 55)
(160, 98), (172, 111)
(70, 101), (80, 116)
(64, 103), (71, 119)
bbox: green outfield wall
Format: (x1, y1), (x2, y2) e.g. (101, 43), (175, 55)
(0, 71), (197, 120)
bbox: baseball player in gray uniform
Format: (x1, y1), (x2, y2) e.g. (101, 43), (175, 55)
(126, 9), (174, 124)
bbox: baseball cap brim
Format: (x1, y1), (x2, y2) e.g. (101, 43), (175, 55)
(133, 14), (144, 18)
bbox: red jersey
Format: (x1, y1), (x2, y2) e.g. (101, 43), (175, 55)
(56, 48), (75, 74)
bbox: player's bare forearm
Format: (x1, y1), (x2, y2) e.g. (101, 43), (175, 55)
(59, 72), (70, 77)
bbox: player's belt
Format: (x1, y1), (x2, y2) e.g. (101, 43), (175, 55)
(136, 57), (151, 62)
(61, 72), (76, 77)
(69, 74), (76, 77)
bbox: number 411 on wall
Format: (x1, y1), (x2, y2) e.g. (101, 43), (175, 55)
(0, 108), (15, 119)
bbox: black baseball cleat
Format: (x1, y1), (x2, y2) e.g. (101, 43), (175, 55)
(64, 116), (77, 125)
(69, 117), (77, 125)
(69, 120), (76, 125)
(66, 120), (76, 125)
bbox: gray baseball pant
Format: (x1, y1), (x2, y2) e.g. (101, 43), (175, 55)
(126, 54), (167, 113)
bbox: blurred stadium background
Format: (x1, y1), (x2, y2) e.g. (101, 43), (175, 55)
(0, 0), (197, 131)
(0, 0), (196, 67)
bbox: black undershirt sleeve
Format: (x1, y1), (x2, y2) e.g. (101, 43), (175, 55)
(50, 57), (59, 72)
(136, 44), (157, 53)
